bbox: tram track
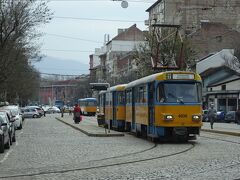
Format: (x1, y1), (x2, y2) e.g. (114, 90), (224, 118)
(174, 133), (240, 179)
(0, 142), (195, 179)
(200, 134), (240, 145)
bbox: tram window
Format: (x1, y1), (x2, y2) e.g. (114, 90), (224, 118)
(157, 84), (165, 102)
(157, 82), (200, 103)
(126, 90), (132, 104)
(138, 86), (146, 103)
(117, 92), (125, 105)
(88, 101), (96, 106)
(135, 89), (139, 103)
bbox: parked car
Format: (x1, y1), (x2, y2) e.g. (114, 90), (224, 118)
(23, 108), (40, 118)
(26, 106), (44, 117)
(0, 111), (16, 149)
(46, 106), (60, 114)
(0, 115), (11, 153)
(216, 111), (225, 122)
(224, 111), (237, 123)
(2, 105), (23, 130)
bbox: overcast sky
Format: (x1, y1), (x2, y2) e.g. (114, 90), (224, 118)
(39, 0), (155, 65)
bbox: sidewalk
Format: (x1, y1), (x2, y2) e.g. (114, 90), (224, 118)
(56, 115), (239, 137)
(201, 122), (240, 136)
(55, 115), (124, 137)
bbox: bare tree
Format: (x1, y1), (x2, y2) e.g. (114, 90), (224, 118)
(222, 48), (240, 71)
(134, 29), (197, 78)
(0, 0), (52, 103)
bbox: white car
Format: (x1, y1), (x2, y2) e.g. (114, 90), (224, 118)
(46, 106), (60, 114)
(1, 106), (23, 130)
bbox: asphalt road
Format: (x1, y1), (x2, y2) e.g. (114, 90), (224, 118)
(0, 114), (239, 180)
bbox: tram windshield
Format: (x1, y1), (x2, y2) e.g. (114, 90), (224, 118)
(157, 82), (202, 103)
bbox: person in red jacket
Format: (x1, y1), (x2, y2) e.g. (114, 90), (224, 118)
(73, 104), (81, 123)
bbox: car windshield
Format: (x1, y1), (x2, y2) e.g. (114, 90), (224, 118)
(157, 82), (201, 103)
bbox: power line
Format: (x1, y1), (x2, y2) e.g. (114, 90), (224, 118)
(42, 48), (94, 53)
(39, 72), (88, 76)
(53, 16), (144, 23)
(38, 67), (89, 71)
(45, 33), (103, 44)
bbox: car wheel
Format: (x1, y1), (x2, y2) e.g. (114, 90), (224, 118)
(19, 123), (22, 130)
(0, 136), (4, 153)
(12, 131), (16, 142)
(5, 137), (10, 149)
(33, 114), (38, 118)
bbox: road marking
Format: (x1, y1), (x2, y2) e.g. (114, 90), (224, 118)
(0, 149), (13, 163)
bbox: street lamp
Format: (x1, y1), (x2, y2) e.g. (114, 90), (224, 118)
(112, 0), (128, 8)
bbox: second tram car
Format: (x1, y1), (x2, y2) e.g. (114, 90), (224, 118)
(105, 85), (126, 131)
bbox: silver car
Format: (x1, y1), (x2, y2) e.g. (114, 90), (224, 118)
(23, 108), (40, 118)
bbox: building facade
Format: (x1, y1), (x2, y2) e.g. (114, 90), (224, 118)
(89, 24), (145, 85)
(200, 66), (240, 111)
(146, 0), (240, 35)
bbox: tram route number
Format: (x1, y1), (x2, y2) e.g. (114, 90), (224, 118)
(178, 114), (187, 118)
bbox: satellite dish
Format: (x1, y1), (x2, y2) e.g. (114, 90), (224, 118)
(121, 1), (128, 8)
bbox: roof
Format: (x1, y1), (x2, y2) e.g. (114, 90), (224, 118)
(200, 66), (239, 78)
(78, 98), (97, 101)
(208, 75), (240, 87)
(146, 0), (162, 12)
(106, 24), (144, 45)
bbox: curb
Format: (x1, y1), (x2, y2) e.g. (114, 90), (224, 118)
(201, 129), (240, 137)
(55, 117), (124, 137)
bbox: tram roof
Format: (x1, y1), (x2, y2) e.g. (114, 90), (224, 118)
(126, 71), (201, 89)
(109, 84), (127, 92)
(78, 98), (97, 101)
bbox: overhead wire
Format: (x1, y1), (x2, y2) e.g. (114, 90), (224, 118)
(53, 16), (144, 23)
(42, 49), (94, 53)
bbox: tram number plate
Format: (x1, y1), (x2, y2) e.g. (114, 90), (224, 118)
(178, 114), (187, 118)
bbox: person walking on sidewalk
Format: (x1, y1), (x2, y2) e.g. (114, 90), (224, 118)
(208, 104), (216, 129)
(236, 108), (240, 125)
(73, 104), (81, 124)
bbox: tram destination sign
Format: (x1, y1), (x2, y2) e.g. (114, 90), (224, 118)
(169, 73), (195, 80)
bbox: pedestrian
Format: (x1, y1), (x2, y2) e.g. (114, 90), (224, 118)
(61, 107), (64, 118)
(208, 104), (217, 129)
(73, 104), (81, 124)
(236, 107), (240, 125)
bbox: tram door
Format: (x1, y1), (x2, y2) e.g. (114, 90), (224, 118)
(132, 88), (136, 130)
(112, 92), (117, 123)
(148, 82), (155, 134)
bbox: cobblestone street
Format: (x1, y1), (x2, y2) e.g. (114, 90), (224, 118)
(0, 114), (239, 180)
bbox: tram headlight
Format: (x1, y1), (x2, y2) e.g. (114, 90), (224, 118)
(192, 115), (201, 121)
(164, 115), (174, 121)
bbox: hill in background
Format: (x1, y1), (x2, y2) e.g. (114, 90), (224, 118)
(33, 56), (89, 76)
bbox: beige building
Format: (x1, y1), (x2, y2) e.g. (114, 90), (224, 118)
(146, 0), (240, 35)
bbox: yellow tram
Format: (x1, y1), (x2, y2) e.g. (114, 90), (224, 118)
(78, 98), (97, 116)
(99, 71), (202, 141)
(125, 71), (202, 141)
(105, 84), (127, 131)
